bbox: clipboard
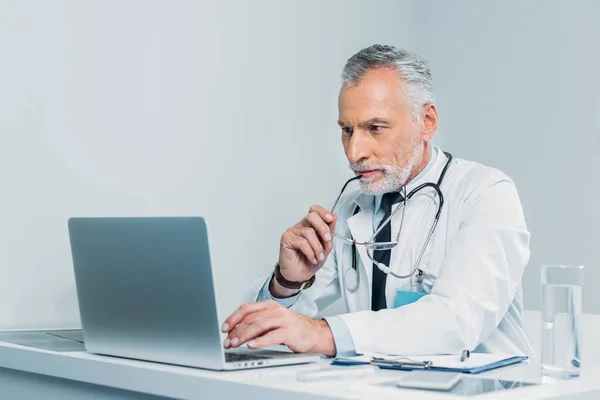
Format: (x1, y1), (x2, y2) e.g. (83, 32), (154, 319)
(331, 353), (528, 374)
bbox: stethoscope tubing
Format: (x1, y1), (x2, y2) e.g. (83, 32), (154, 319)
(344, 152), (452, 292)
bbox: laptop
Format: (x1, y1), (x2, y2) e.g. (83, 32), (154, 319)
(67, 216), (321, 370)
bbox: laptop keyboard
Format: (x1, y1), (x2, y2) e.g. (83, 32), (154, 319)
(225, 353), (273, 362)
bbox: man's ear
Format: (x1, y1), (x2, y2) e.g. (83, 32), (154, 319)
(421, 103), (438, 142)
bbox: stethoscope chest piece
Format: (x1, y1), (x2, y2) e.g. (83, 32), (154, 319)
(344, 267), (359, 292)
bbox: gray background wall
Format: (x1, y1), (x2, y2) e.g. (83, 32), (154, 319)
(410, 0), (600, 313)
(1, 0), (598, 330)
(0, 0), (416, 328)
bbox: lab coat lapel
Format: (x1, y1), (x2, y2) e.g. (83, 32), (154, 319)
(346, 193), (375, 308)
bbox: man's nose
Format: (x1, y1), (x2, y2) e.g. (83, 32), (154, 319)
(346, 132), (369, 164)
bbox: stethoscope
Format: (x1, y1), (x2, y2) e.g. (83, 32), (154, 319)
(343, 152), (453, 292)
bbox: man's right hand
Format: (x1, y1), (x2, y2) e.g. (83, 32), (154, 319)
(270, 205), (338, 298)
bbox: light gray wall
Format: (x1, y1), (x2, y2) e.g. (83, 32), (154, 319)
(409, 0), (600, 312)
(0, 0), (416, 328)
(6, 0), (591, 329)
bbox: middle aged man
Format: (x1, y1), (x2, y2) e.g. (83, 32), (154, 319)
(221, 44), (534, 359)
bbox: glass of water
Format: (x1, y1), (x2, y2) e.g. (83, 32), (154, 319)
(541, 264), (584, 379)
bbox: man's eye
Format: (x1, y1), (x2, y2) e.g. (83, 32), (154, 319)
(342, 127), (353, 135)
(370, 125), (383, 132)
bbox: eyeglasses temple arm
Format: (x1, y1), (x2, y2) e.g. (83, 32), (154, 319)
(332, 232), (355, 244)
(331, 176), (362, 212)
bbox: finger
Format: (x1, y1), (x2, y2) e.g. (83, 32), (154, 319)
(304, 212), (333, 244)
(247, 328), (287, 350)
(293, 227), (325, 263)
(309, 204), (334, 224)
(287, 234), (318, 265)
(329, 213), (339, 237)
(226, 308), (285, 348)
(325, 213), (339, 253)
(329, 213), (338, 231)
(221, 301), (277, 333)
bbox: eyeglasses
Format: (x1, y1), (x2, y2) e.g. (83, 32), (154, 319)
(330, 176), (408, 252)
(330, 152), (451, 282)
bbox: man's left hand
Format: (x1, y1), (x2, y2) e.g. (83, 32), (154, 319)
(221, 301), (336, 356)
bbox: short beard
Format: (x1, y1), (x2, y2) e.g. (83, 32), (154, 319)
(350, 137), (424, 195)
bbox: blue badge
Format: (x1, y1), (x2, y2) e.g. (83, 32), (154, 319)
(395, 290), (427, 308)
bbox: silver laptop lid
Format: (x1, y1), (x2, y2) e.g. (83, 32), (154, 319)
(68, 217), (225, 369)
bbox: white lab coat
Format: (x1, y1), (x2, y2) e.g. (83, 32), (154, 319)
(245, 149), (535, 358)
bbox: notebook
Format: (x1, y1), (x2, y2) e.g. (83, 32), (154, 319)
(332, 353), (528, 374)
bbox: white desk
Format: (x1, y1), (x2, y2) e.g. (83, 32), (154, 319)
(1, 340), (600, 399)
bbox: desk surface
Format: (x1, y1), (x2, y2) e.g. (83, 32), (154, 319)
(1, 339), (600, 400)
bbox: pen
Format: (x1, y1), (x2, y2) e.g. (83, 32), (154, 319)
(371, 358), (433, 369)
(460, 349), (470, 362)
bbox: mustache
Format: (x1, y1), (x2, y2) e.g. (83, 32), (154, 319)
(349, 163), (390, 174)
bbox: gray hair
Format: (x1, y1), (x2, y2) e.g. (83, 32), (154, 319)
(341, 44), (435, 123)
